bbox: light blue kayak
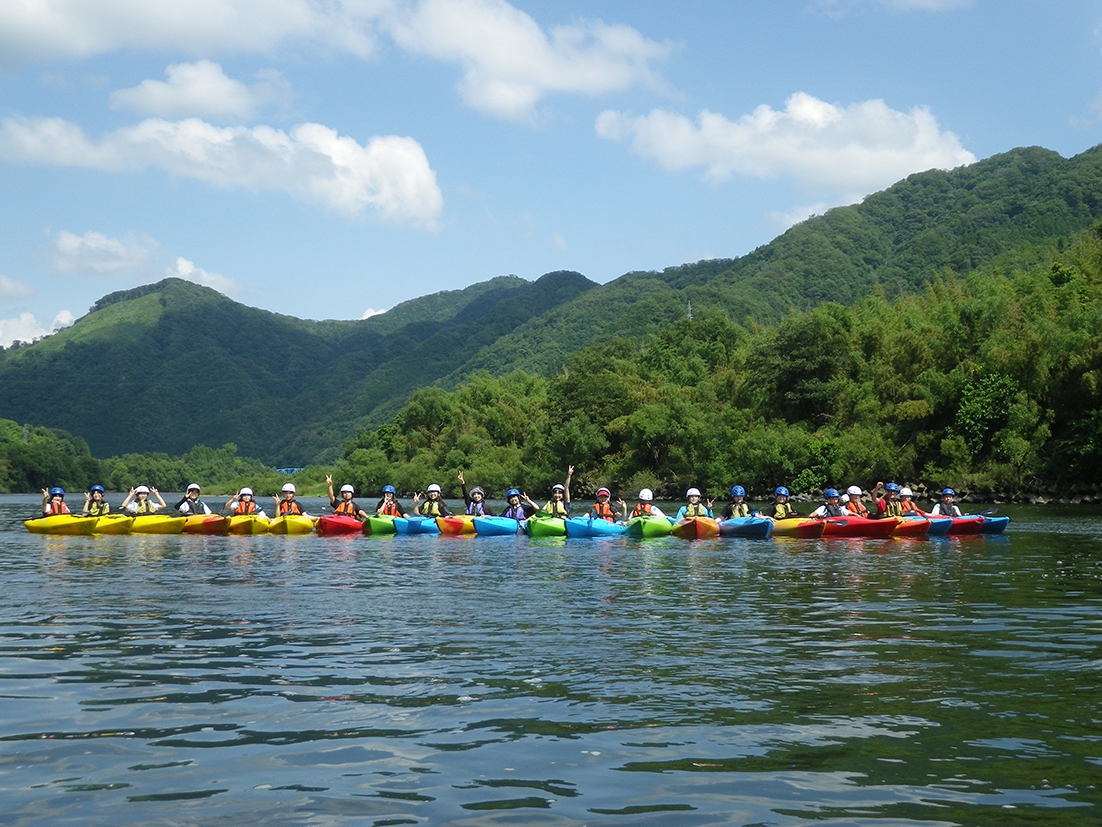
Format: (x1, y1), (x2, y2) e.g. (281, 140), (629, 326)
(393, 516), (440, 535)
(564, 517), (627, 538)
(473, 516), (522, 536)
(717, 517), (773, 538)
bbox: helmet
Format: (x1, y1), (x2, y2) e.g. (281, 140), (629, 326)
(135, 485), (150, 494)
(186, 482), (201, 492)
(941, 488), (956, 497)
(506, 488), (521, 498)
(552, 483), (565, 493)
(470, 486), (484, 497)
(281, 483), (296, 493)
(426, 483), (442, 494)
(638, 488), (653, 502)
(885, 482), (900, 492)
(730, 485), (745, 497)
(49, 487), (65, 497)
(824, 488), (840, 499)
(90, 485), (105, 495)
(382, 485), (396, 495)
(340, 484), (354, 494)
(900, 487), (913, 497)
(596, 487), (611, 497)
(240, 487), (254, 496)
(686, 487), (701, 497)
(846, 485), (862, 496)
(774, 486), (789, 497)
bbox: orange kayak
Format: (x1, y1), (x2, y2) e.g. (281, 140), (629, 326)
(670, 517), (720, 539)
(771, 517), (827, 538)
(436, 515), (476, 535)
(182, 515), (230, 535)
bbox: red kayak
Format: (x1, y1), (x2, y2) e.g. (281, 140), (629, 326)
(316, 515), (364, 536)
(670, 517), (720, 539)
(823, 516), (900, 537)
(945, 516), (985, 535)
(892, 518), (931, 537)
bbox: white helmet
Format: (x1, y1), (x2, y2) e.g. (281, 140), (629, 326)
(846, 485), (862, 496)
(186, 483), (201, 492)
(281, 483), (296, 493)
(135, 485), (150, 494)
(340, 484), (354, 494)
(638, 488), (653, 502)
(686, 487), (701, 497)
(426, 483), (442, 494)
(239, 487), (254, 496)
(900, 487), (913, 497)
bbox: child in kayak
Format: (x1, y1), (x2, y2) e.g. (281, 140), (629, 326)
(414, 483), (451, 517)
(224, 487), (268, 518)
(327, 475), (368, 520)
(844, 485), (870, 517)
(873, 482), (904, 517)
(720, 485), (753, 518)
(375, 485), (408, 517)
(41, 487), (70, 516)
(930, 488), (963, 517)
(502, 488), (538, 522)
(540, 465), (573, 517)
(457, 471), (495, 516)
(273, 483), (311, 517)
(122, 485), (166, 514)
(675, 488), (714, 520)
(630, 488), (666, 519)
(587, 487), (626, 521)
(176, 483), (212, 515)
(762, 486), (796, 519)
(810, 488), (848, 518)
(899, 487), (926, 516)
(82, 485), (110, 517)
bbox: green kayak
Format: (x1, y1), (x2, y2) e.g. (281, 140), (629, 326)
(365, 514), (397, 535)
(625, 516), (673, 538)
(526, 516), (566, 537)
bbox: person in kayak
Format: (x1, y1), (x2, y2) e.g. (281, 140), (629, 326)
(930, 487), (963, 517)
(540, 466), (573, 517)
(414, 483), (451, 517)
(224, 487), (268, 518)
(375, 485), (408, 517)
(122, 485), (166, 514)
(844, 485), (870, 517)
(457, 471), (495, 516)
(82, 485), (110, 517)
(587, 487), (626, 521)
(41, 487), (70, 516)
(502, 488), (538, 522)
(873, 482), (904, 517)
(899, 487), (927, 516)
(720, 485), (753, 519)
(273, 483), (311, 517)
(762, 486), (797, 519)
(176, 483), (212, 516)
(810, 488), (848, 518)
(630, 488), (666, 519)
(675, 488), (714, 520)
(327, 476), (368, 520)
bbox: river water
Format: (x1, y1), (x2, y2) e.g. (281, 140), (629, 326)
(0, 496), (1099, 826)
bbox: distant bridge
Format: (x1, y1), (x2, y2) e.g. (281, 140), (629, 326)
(276, 467), (305, 475)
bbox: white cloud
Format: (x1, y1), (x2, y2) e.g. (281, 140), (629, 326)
(767, 203), (833, 230)
(0, 312), (48, 347)
(167, 257), (241, 298)
(53, 230), (157, 275)
(0, 116), (443, 227)
(110, 60), (289, 122)
(361, 307), (386, 319)
(0, 275), (35, 300)
(552, 233), (568, 251)
(596, 92), (975, 196)
(385, 0), (673, 120)
(52, 309), (75, 329)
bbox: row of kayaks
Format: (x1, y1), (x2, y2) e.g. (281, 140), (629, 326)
(24, 512), (1010, 538)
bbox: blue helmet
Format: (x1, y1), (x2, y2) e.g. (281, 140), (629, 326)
(506, 488), (521, 498)
(90, 485), (105, 495)
(824, 488), (840, 499)
(941, 488), (956, 497)
(774, 486), (789, 497)
(885, 482), (900, 492)
(382, 484), (396, 494)
(730, 485), (746, 497)
(49, 487), (65, 497)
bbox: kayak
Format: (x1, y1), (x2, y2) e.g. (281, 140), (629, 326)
(564, 517), (627, 538)
(526, 516), (566, 537)
(770, 517), (827, 538)
(24, 515), (98, 535)
(393, 516), (440, 535)
(671, 517), (720, 539)
(315, 514), (364, 536)
(625, 515), (673, 538)
(926, 516), (952, 536)
(891, 517), (931, 537)
(823, 516), (900, 537)
(717, 517), (773, 538)
(93, 514), (134, 535)
(473, 516), (522, 536)
(945, 515), (985, 535)
(267, 515), (315, 535)
(228, 515), (270, 534)
(130, 515), (186, 534)
(979, 515), (1010, 534)
(365, 515), (397, 535)
(437, 515), (477, 535)
(182, 514), (230, 535)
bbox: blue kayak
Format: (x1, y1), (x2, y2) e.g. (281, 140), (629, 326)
(979, 515), (1010, 534)
(564, 517), (627, 538)
(925, 516), (953, 536)
(717, 517), (773, 538)
(473, 516), (522, 536)
(393, 516), (441, 535)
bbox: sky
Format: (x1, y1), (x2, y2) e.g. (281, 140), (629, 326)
(2, 0), (1102, 346)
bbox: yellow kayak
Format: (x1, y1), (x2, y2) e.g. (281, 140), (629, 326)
(182, 514), (230, 535)
(130, 514), (187, 534)
(24, 515), (98, 535)
(267, 515), (315, 535)
(93, 514), (134, 534)
(228, 515), (271, 535)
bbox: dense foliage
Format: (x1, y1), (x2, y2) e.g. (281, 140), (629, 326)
(335, 225), (1102, 499)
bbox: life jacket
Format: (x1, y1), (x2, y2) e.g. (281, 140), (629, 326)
(379, 499), (402, 517)
(503, 503), (527, 521)
(632, 502), (655, 517)
(45, 501), (70, 515)
(770, 502), (794, 519)
(933, 502), (961, 517)
(420, 498), (445, 517)
(901, 501), (925, 516)
(728, 501), (750, 518)
(278, 499), (302, 516)
(883, 500), (902, 518)
(820, 503), (848, 517)
(466, 500), (486, 516)
(591, 500), (616, 521)
(87, 500), (110, 517)
(133, 498), (157, 514)
(544, 499), (569, 518)
(845, 499), (869, 518)
(683, 502), (708, 517)
(334, 499), (359, 516)
(178, 497), (207, 515)
(234, 500), (259, 515)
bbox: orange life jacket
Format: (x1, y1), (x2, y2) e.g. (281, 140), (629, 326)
(379, 499), (402, 517)
(845, 499), (869, 518)
(278, 499), (302, 515)
(335, 499), (358, 516)
(591, 500), (616, 521)
(45, 501), (70, 515)
(234, 500), (258, 515)
(632, 502), (655, 517)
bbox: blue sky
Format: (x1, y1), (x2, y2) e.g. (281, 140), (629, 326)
(1, 0), (1101, 345)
